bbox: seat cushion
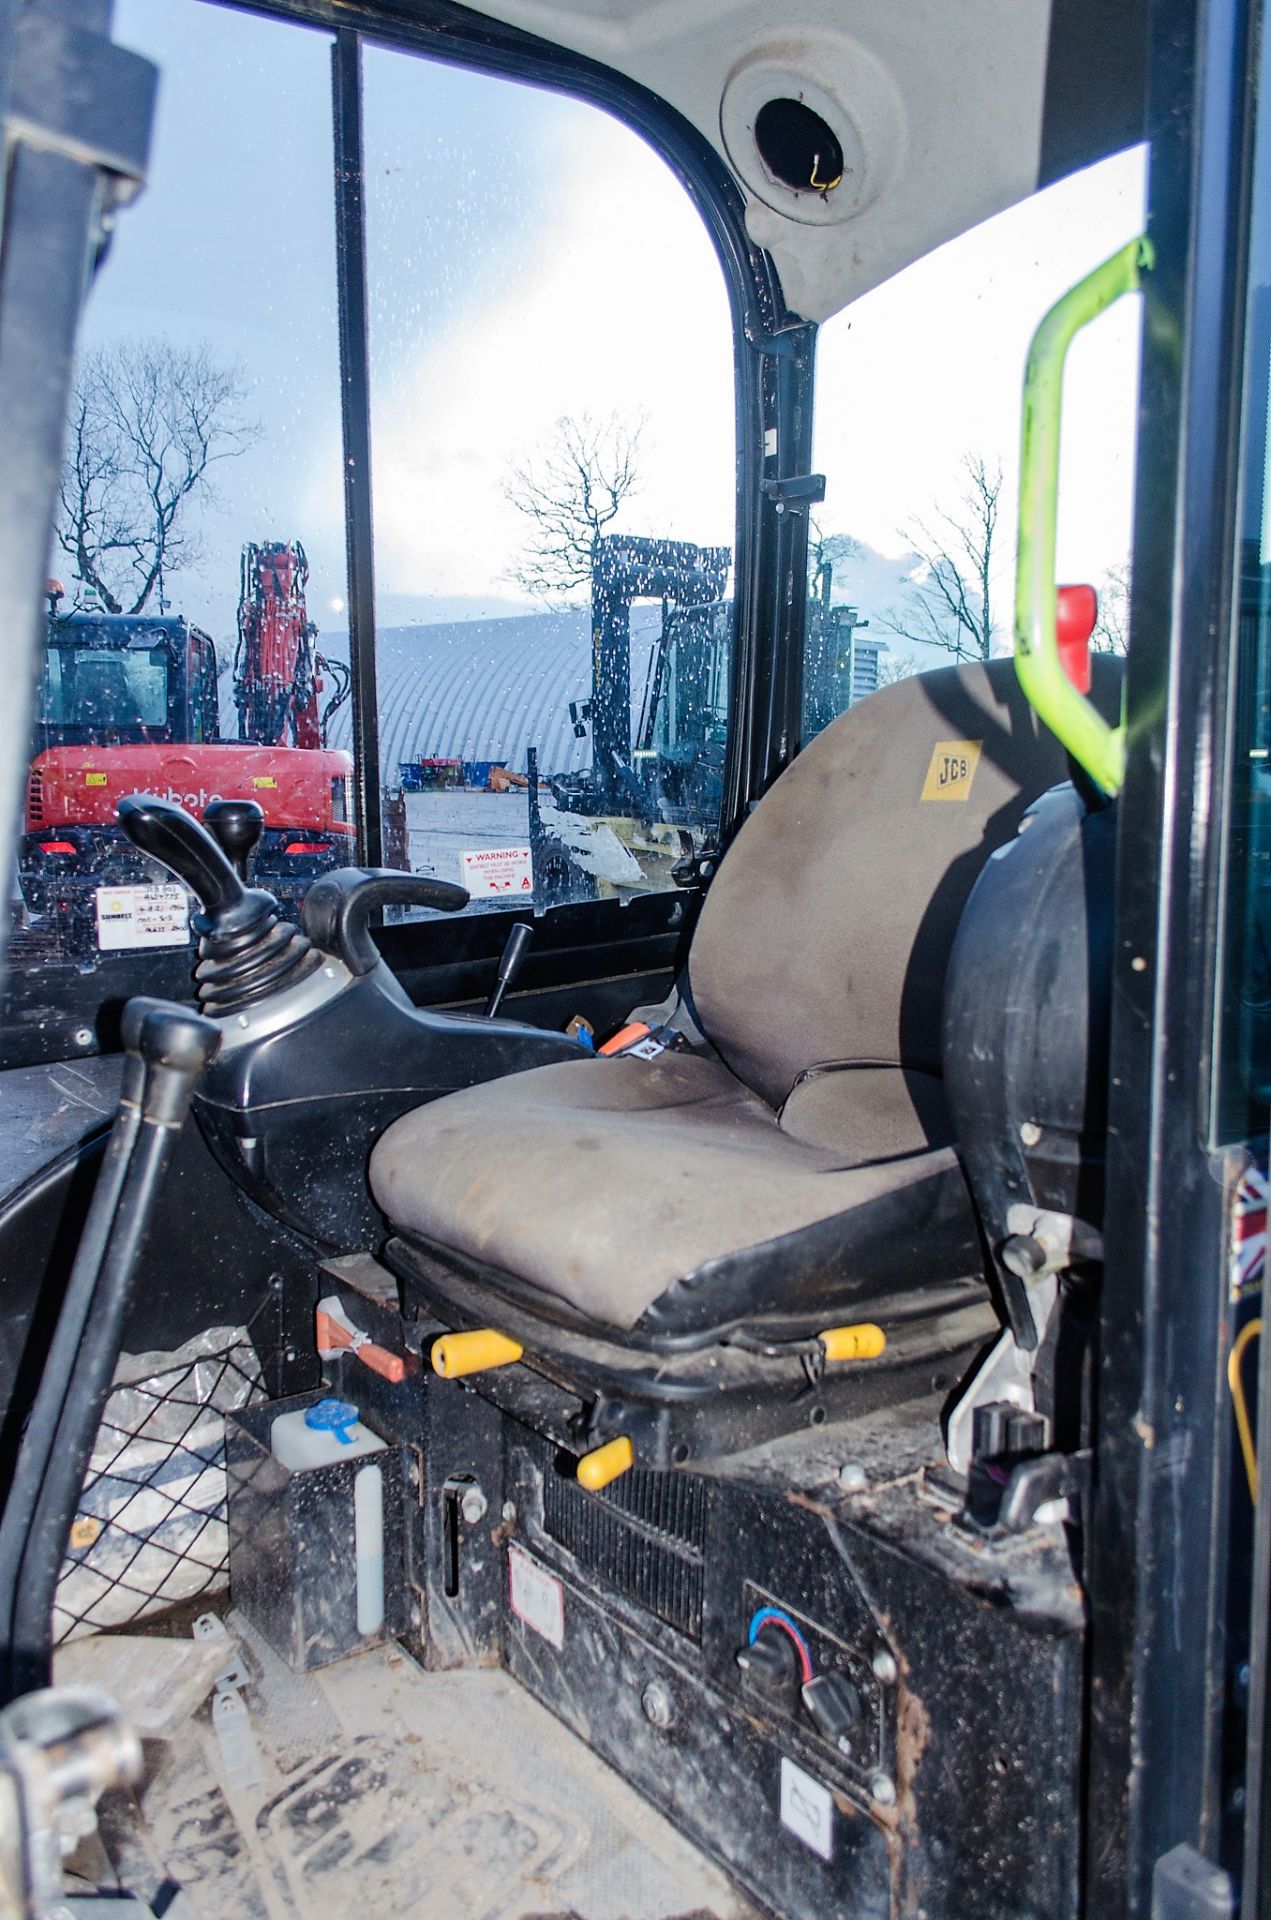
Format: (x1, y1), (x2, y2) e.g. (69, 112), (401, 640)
(369, 1052), (978, 1335)
(778, 1064), (951, 1157)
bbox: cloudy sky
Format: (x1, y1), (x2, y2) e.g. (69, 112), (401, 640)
(87, 0), (1145, 669)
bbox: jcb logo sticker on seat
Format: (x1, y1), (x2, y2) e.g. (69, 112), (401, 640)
(921, 739), (982, 802)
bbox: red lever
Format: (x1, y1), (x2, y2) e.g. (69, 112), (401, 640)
(1055, 584), (1098, 694)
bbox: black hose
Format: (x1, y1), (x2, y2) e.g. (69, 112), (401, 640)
(0, 1061), (144, 1669)
(8, 1122), (173, 1695)
(0, 998), (220, 1702)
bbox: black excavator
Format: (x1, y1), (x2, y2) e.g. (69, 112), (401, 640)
(550, 534), (731, 826)
(554, 533), (876, 833)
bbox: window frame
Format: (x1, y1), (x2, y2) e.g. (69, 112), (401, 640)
(1084, 0), (1265, 1894)
(0, 0), (816, 1064)
(252, 0), (817, 956)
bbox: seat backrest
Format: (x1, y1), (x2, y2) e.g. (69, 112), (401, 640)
(687, 655), (1122, 1109)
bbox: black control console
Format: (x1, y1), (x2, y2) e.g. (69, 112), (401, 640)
(378, 1364), (1087, 1920)
(117, 794), (584, 1249)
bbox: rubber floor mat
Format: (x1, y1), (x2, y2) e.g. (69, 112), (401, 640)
(134, 1627), (756, 1920)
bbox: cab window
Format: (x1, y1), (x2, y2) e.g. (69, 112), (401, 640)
(360, 48), (735, 916)
(1, 0), (347, 1065)
(805, 152), (1146, 732)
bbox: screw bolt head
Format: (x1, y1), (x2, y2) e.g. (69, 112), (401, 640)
(460, 1486), (488, 1526)
(641, 1680), (675, 1729)
(871, 1771), (897, 1807)
(838, 1462), (868, 1492)
(872, 1648), (898, 1685)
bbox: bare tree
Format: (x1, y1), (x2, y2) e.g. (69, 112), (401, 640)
(1092, 560), (1131, 655)
(504, 412), (644, 598)
(878, 455), (1004, 663)
(874, 653), (921, 689)
(808, 520), (864, 606)
(57, 341), (259, 615)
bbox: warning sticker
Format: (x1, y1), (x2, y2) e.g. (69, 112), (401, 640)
(508, 1545), (564, 1647)
(780, 1756), (834, 1861)
(94, 883), (190, 952)
(921, 739), (983, 802)
(459, 846), (533, 896)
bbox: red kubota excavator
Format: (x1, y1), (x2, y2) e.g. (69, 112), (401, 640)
(18, 540), (353, 953)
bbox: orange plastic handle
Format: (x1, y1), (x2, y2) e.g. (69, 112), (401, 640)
(315, 1306), (406, 1385)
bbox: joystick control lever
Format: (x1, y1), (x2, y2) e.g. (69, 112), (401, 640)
(301, 868), (469, 976)
(203, 798), (264, 882)
(118, 793), (319, 1017)
(119, 793), (472, 1009)
(118, 793), (258, 929)
(112, 795), (577, 1254)
(485, 922), (533, 1017)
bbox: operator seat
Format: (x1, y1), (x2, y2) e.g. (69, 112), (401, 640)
(371, 657), (1123, 1365)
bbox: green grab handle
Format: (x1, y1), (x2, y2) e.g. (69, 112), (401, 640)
(1015, 234), (1153, 795)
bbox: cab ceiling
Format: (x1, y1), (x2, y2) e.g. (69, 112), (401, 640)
(463, 0), (1146, 323)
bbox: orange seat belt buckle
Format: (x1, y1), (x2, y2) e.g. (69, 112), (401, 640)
(598, 1021), (651, 1056)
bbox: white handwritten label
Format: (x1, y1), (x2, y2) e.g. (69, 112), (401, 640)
(508, 1545), (564, 1648)
(95, 883), (190, 952)
(780, 1756), (834, 1861)
(459, 846), (533, 896)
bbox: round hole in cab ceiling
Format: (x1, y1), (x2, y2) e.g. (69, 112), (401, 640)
(719, 42), (903, 230)
(754, 98), (845, 198)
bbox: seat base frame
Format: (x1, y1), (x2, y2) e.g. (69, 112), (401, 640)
(389, 1235), (997, 1469)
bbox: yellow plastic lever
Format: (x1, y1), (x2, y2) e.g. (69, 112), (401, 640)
(577, 1436), (634, 1491)
(819, 1323), (887, 1362)
(431, 1329), (524, 1378)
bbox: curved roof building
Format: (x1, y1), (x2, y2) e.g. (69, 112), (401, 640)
(327, 608), (662, 781)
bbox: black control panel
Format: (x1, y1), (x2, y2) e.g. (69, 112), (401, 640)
(736, 1583), (888, 1782)
(491, 1408), (1085, 1920)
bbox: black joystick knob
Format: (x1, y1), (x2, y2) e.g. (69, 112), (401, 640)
(117, 793), (250, 925)
(485, 922), (533, 1018)
(117, 793), (319, 1018)
(203, 799), (264, 882)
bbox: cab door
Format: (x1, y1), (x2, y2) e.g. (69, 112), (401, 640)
(1085, 0), (1271, 1903)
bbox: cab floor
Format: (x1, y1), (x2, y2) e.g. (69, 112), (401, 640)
(80, 1612), (756, 1920)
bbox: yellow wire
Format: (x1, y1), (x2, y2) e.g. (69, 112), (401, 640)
(1229, 1317), (1262, 1502)
(808, 153), (843, 194)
